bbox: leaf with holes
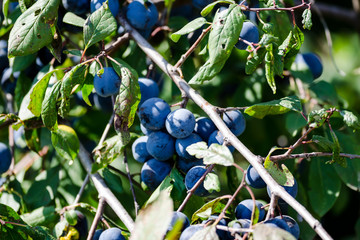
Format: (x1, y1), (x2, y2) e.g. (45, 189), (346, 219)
(8, 0), (60, 57)
(83, 1), (117, 50)
(302, 8), (312, 30)
(189, 4), (244, 84)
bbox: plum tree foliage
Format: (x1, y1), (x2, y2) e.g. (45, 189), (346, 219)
(0, 0), (360, 240)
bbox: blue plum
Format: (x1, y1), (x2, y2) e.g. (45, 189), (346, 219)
(185, 166), (211, 197)
(176, 157), (204, 174)
(235, 21), (259, 50)
(93, 67), (121, 97)
(99, 228), (125, 240)
(175, 133), (203, 160)
(132, 136), (151, 163)
(202, 215), (227, 239)
(222, 110), (246, 136)
(146, 131), (175, 161)
(1, 68), (20, 95)
(93, 229), (103, 240)
(179, 224), (203, 240)
(126, 0), (158, 30)
(245, 165), (266, 189)
(138, 77), (159, 106)
(276, 215), (300, 239)
(235, 199), (265, 221)
(166, 109), (196, 139)
(208, 130), (235, 152)
(264, 218), (291, 233)
(140, 123), (154, 136)
(192, 0), (212, 10)
(194, 117), (217, 142)
(295, 53), (323, 79)
(0, 143), (11, 174)
(141, 158), (172, 191)
(267, 179), (298, 204)
(90, 0), (119, 17)
(227, 219), (251, 239)
(139, 97), (171, 130)
(62, 0), (90, 15)
(167, 211), (190, 232)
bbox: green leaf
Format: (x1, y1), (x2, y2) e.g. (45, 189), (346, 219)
(51, 125), (79, 161)
(311, 135), (333, 152)
(253, 224), (296, 240)
(284, 26), (304, 69)
(59, 64), (87, 117)
(170, 17), (207, 42)
(12, 53), (37, 72)
(64, 209), (78, 226)
(308, 158), (341, 217)
(63, 12), (85, 27)
(131, 192), (173, 240)
(25, 128), (41, 152)
(329, 129), (347, 167)
(0, 204), (56, 240)
(81, 61), (99, 106)
(186, 142), (234, 166)
(190, 226), (219, 240)
(103, 168), (123, 194)
(340, 110), (360, 130)
(333, 132), (360, 191)
(200, 1), (235, 17)
(189, 4), (244, 84)
(265, 44), (276, 94)
(302, 8), (312, 30)
(245, 95), (302, 119)
(258, 34), (279, 46)
(111, 58), (140, 146)
(191, 196), (228, 223)
(285, 112), (307, 137)
(309, 81), (338, 104)
(24, 166), (60, 209)
(21, 206), (58, 227)
(83, 1), (117, 50)
(245, 47), (266, 75)
(92, 135), (125, 173)
(41, 81), (61, 131)
(28, 69), (59, 117)
(204, 172), (221, 193)
(264, 147), (294, 186)
(8, 0), (60, 57)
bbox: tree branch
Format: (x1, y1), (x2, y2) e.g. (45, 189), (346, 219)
(118, 15), (333, 240)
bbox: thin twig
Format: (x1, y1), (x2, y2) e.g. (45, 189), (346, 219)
(265, 194), (278, 220)
(87, 197), (106, 240)
(176, 164), (215, 212)
(73, 175), (90, 204)
(124, 150), (140, 215)
(174, 25), (212, 69)
(269, 151), (360, 161)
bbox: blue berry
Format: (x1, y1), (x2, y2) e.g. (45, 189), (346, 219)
(264, 218), (291, 233)
(93, 67), (121, 97)
(166, 109), (196, 139)
(99, 227), (125, 240)
(235, 22), (259, 50)
(245, 165), (266, 189)
(167, 211), (190, 232)
(126, 0), (158, 30)
(295, 53), (323, 79)
(194, 117), (217, 142)
(0, 143), (11, 174)
(175, 133), (203, 160)
(276, 215), (300, 239)
(185, 166), (211, 197)
(141, 158), (172, 191)
(179, 224), (203, 240)
(90, 0), (119, 17)
(176, 157), (204, 174)
(93, 229), (103, 240)
(139, 98), (171, 130)
(222, 110), (246, 136)
(146, 131), (175, 161)
(62, 0), (90, 15)
(235, 199), (265, 221)
(208, 130), (235, 152)
(132, 136), (151, 163)
(138, 77), (159, 106)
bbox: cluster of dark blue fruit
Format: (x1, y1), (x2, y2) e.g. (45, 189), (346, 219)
(132, 81), (247, 192)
